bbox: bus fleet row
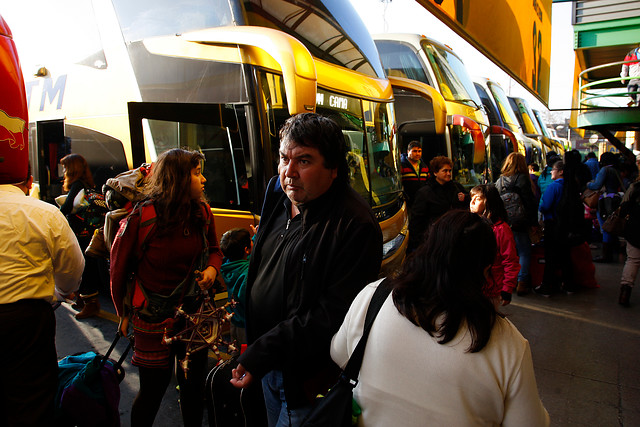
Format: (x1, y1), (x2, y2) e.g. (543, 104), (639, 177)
(4, 0), (567, 270)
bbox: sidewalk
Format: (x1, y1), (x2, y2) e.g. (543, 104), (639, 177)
(54, 247), (640, 426)
(502, 248), (640, 426)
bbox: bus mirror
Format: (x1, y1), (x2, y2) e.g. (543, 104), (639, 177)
(182, 26), (317, 116)
(387, 76), (446, 134)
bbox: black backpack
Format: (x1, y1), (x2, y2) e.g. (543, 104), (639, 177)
(499, 177), (526, 226)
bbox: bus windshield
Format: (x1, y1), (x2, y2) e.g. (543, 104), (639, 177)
(111, 0), (234, 42)
(259, 71), (401, 209)
(421, 41), (482, 107)
(112, 0), (384, 79)
(243, 0), (384, 78)
(487, 81), (521, 130)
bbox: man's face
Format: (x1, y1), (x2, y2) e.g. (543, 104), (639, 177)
(278, 140), (337, 206)
(408, 147), (422, 162)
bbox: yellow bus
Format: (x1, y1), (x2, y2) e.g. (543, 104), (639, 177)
(508, 96), (562, 159)
(14, 0), (407, 273)
(373, 33), (490, 189)
(473, 77), (544, 175)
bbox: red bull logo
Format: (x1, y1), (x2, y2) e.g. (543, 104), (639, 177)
(0, 108), (26, 150)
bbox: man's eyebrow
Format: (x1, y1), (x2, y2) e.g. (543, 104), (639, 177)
(280, 151), (314, 161)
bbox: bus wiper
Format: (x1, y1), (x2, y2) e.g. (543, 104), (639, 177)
(453, 98), (482, 111)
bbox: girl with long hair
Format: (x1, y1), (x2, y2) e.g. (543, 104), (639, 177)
(59, 153), (103, 318)
(495, 152), (537, 295)
(470, 184), (520, 307)
(110, 148), (223, 426)
(331, 210), (548, 426)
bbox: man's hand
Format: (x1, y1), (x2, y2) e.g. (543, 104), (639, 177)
(230, 363), (254, 389)
(196, 266), (218, 290)
(457, 192), (465, 202)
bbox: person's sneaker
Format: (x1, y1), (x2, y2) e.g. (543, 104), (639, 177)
(534, 284), (553, 297)
(563, 283), (580, 295)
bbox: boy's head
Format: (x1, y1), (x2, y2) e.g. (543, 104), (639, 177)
(220, 228), (252, 261)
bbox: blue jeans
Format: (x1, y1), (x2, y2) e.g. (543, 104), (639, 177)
(513, 231), (531, 283)
(262, 370), (313, 427)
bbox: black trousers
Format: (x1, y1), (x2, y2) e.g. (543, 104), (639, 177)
(0, 299), (57, 427)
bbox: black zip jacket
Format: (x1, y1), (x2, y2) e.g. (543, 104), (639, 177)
(238, 176), (383, 407)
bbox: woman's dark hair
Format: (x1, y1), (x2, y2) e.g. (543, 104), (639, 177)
(60, 154), (95, 191)
(391, 210), (497, 353)
(599, 152), (617, 167)
(470, 184), (509, 224)
(220, 228), (251, 261)
(279, 113), (348, 185)
(429, 155), (453, 173)
(145, 148), (206, 230)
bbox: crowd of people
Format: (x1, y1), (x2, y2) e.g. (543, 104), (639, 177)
(5, 111), (640, 426)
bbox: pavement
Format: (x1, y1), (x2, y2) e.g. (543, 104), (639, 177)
(54, 245), (640, 426)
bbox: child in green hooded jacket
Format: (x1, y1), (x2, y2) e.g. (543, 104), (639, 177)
(220, 228), (252, 352)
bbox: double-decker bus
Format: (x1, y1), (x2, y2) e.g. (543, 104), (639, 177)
(373, 33), (490, 189)
(12, 0), (407, 273)
(508, 96), (563, 158)
(473, 77), (544, 175)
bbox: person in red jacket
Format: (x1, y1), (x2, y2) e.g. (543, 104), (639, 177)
(110, 148), (223, 427)
(470, 184), (520, 307)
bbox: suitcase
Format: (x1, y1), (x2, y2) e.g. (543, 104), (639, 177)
(55, 333), (132, 427)
(570, 242), (599, 288)
(205, 357), (245, 427)
(205, 356), (268, 427)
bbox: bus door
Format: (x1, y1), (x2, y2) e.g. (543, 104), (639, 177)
(30, 119), (67, 204)
(127, 101), (260, 239)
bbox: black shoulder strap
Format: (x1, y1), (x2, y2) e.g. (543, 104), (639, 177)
(342, 279), (393, 382)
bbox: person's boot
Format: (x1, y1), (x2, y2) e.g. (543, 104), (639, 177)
(619, 285), (632, 307)
(516, 281), (531, 296)
(71, 293), (84, 311)
(75, 294), (100, 319)
(594, 242), (613, 263)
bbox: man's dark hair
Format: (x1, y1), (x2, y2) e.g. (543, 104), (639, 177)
(529, 162), (540, 172)
(279, 113), (348, 184)
(586, 151), (597, 159)
(220, 228), (251, 261)
(408, 141), (422, 150)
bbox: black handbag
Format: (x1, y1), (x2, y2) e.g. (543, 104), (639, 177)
(301, 280), (392, 427)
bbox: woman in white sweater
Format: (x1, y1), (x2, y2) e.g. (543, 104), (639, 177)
(331, 210), (549, 426)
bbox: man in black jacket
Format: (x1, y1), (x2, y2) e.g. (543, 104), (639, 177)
(230, 113), (383, 426)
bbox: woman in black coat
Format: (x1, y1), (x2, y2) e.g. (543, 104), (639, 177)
(408, 156), (468, 251)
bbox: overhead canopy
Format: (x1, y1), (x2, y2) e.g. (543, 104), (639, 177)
(415, 0), (552, 106)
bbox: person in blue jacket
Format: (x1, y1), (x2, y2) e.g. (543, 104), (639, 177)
(220, 227), (252, 352)
(537, 160), (571, 296)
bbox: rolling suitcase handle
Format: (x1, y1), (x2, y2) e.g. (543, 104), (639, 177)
(99, 332), (133, 382)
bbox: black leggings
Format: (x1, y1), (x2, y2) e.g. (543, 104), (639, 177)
(131, 346), (208, 427)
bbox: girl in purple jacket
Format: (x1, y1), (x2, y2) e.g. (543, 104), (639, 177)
(470, 184), (520, 307)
